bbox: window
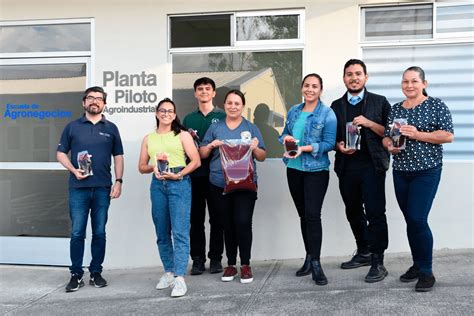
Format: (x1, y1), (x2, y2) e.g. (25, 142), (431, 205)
(170, 14), (231, 48)
(361, 3), (474, 160)
(0, 23), (91, 53)
(0, 19), (92, 239)
(235, 11), (302, 46)
(169, 10), (304, 158)
(436, 4), (474, 37)
(0, 62), (87, 162)
(361, 4), (433, 41)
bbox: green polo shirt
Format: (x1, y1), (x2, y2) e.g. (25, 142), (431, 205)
(183, 107), (226, 177)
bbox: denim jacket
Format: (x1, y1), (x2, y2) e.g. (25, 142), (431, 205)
(279, 101), (337, 171)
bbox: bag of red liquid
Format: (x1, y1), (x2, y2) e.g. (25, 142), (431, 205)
(219, 139), (257, 194)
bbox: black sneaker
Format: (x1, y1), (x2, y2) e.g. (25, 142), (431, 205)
(340, 251), (371, 269)
(65, 274), (84, 292)
(415, 274), (436, 292)
(400, 266), (420, 282)
(365, 264), (388, 283)
(365, 254), (388, 283)
(190, 258), (205, 275)
(210, 260), (223, 274)
(89, 272), (108, 288)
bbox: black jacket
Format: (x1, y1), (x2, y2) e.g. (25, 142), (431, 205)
(331, 89), (391, 175)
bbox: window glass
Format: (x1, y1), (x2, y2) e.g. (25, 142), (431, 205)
(0, 170), (70, 237)
(0, 23), (91, 53)
(236, 15), (299, 41)
(0, 63), (86, 162)
(170, 15), (231, 48)
(362, 5), (433, 41)
(437, 5), (474, 34)
(363, 43), (474, 160)
(172, 51), (302, 158)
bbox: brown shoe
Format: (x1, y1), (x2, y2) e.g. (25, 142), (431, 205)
(221, 266), (238, 282)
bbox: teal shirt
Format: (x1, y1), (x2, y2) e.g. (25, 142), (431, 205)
(287, 112), (310, 171)
(287, 111), (329, 172)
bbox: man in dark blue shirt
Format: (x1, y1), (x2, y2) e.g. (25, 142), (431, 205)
(57, 86), (124, 292)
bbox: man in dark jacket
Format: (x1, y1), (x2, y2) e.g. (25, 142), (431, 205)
(331, 59), (390, 283)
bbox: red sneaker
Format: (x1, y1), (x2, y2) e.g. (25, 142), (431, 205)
(240, 265), (253, 284)
(221, 266), (238, 282)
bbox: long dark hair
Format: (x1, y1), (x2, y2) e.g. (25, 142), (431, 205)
(404, 66), (428, 97)
(155, 98), (186, 135)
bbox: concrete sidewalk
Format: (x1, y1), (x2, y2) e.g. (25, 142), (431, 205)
(1, 249), (473, 315)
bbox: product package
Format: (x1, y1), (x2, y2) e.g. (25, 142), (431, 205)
(188, 128), (200, 148)
(345, 123), (361, 150)
(156, 153), (169, 175)
(219, 139), (256, 194)
(77, 150), (93, 176)
(390, 118), (408, 150)
(284, 139), (299, 157)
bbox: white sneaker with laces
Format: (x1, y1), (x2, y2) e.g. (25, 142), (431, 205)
(156, 272), (174, 290)
(171, 276), (187, 297)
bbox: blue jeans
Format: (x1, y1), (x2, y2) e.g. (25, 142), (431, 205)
(69, 187), (111, 277)
(393, 165), (442, 275)
(150, 175), (191, 276)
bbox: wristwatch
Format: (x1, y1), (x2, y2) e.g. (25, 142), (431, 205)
(115, 178), (123, 184)
(176, 172), (183, 181)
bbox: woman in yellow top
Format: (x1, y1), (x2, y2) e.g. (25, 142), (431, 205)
(138, 98), (200, 297)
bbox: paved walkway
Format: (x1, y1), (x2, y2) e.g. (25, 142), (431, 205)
(1, 249), (473, 315)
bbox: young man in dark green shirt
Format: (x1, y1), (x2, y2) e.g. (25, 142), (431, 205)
(183, 77), (226, 275)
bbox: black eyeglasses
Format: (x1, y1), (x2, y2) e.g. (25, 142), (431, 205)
(157, 109), (175, 115)
(85, 96), (105, 103)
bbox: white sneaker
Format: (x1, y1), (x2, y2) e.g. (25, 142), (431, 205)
(156, 272), (174, 290)
(171, 277), (187, 297)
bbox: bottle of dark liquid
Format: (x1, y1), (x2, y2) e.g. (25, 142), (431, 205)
(285, 140), (299, 157)
(156, 153), (169, 175)
(394, 135), (406, 148)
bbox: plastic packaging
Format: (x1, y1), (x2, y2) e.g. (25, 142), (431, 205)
(390, 118), (408, 150)
(219, 139), (257, 194)
(77, 150), (93, 176)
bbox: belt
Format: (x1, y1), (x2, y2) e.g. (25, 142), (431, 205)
(168, 166), (185, 173)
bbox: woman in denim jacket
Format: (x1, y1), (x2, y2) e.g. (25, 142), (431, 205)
(279, 73), (337, 285)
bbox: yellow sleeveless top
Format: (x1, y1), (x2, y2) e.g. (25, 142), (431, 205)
(147, 131), (186, 168)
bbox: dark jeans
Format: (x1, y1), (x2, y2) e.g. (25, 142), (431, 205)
(287, 168), (329, 260)
(393, 165), (442, 275)
(190, 176), (224, 261)
(338, 165), (388, 254)
(69, 187), (111, 277)
(209, 184), (257, 266)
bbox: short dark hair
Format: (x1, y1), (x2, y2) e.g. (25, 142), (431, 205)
(193, 77), (216, 91)
(343, 59), (367, 76)
(224, 89), (246, 105)
(301, 73), (323, 90)
(83, 86), (107, 104)
(404, 66), (428, 96)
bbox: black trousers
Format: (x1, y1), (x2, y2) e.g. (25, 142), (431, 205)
(209, 184), (257, 266)
(190, 176), (224, 261)
(287, 168), (329, 260)
(338, 165), (388, 254)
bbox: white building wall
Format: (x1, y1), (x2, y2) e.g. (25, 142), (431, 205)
(1, 0), (472, 268)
